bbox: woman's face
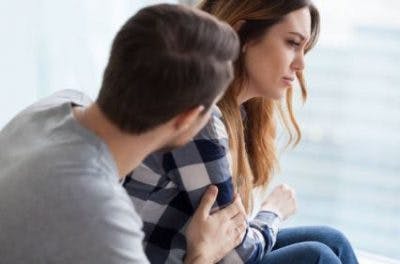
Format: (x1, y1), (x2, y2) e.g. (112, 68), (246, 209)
(241, 7), (312, 102)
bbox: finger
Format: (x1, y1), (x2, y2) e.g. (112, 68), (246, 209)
(230, 212), (247, 227)
(228, 213), (246, 230)
(225, 221), (246, 250)
(233, 194), (246, 215)
(277, 184), (285, 190)
(281, 183), (290, 190)
(233, 226), (246, 247)
(268, 185), (281, 197)
(238, 221), (247, 237)
(234, 223), (247, 244)
(195, 185), (218, 218)
(293, 197), (298, 214)
(218, 196), (241, 220)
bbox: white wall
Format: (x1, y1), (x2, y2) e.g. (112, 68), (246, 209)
(0, 0), (174, 128)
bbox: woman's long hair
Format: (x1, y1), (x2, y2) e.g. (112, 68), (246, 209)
(198, 0), (320, 212)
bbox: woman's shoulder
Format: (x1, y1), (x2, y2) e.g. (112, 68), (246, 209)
(211, 104), (223, 118)
(135, 106), (228, 173)
(195, 105), (228, 141)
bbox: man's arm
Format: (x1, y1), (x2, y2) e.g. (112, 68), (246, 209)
(184, 186), (246, 263)
(48, 168), (150, 264)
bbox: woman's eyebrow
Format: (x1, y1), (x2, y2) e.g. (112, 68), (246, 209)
(288, 31), (307, 41)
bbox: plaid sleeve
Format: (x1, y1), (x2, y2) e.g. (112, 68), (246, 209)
(162, 107), (235, 211)
(163, 107), (281, 263)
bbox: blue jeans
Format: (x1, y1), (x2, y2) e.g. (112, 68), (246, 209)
(260, 226), (359, 264)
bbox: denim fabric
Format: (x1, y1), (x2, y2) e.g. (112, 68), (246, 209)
(260, 226), (359, 264)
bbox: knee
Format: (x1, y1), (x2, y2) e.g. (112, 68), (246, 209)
(302, 241), (341, 263)
(304, 241), (334, 255)
(317, 226), (358, 263)
(317, 226), (353, 251)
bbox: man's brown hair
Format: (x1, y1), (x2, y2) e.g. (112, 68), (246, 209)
(97, 4), (239, 133)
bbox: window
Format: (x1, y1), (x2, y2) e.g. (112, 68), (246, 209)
(277, 0), (400, 260)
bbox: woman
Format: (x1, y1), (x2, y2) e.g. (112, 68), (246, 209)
(125, 0), (359, 263)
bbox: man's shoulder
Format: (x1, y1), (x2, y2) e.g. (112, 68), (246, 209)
(29, 89), (92, 111)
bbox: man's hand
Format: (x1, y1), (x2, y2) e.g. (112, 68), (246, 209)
(184, 186), (247, 264)
(261, 183), (297, 221)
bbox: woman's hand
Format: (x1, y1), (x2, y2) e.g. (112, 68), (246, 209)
(261, 184), (297, 221)
(184, 186), (247, 264)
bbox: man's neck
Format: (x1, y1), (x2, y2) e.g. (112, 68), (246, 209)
(72, 103), (163, 179)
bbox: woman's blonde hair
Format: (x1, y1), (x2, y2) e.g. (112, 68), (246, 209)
(197, 0), (320, 212)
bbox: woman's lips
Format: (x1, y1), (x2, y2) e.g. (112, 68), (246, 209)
(282, 76), (294, 86)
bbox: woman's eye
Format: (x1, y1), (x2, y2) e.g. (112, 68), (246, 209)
(287, 40), (301, 48)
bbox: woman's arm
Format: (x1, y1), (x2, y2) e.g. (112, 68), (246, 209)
(164, 108), (282, 263)
(184, 186), (246, 264)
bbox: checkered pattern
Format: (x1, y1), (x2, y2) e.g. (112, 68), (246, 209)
(124, 106), (281, 263)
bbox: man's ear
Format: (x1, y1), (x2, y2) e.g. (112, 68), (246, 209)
(173, 105), (205, 132)
(233, 20), (246, 32)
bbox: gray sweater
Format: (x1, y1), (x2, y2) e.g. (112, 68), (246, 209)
(0, 90), (149, 264)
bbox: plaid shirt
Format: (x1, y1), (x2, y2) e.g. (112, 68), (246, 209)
(124, 106), (281, 263)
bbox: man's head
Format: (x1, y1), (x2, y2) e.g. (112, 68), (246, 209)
(97, 3), (239, 145)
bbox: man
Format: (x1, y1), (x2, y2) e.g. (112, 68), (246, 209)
(0, 4), (245, 263)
